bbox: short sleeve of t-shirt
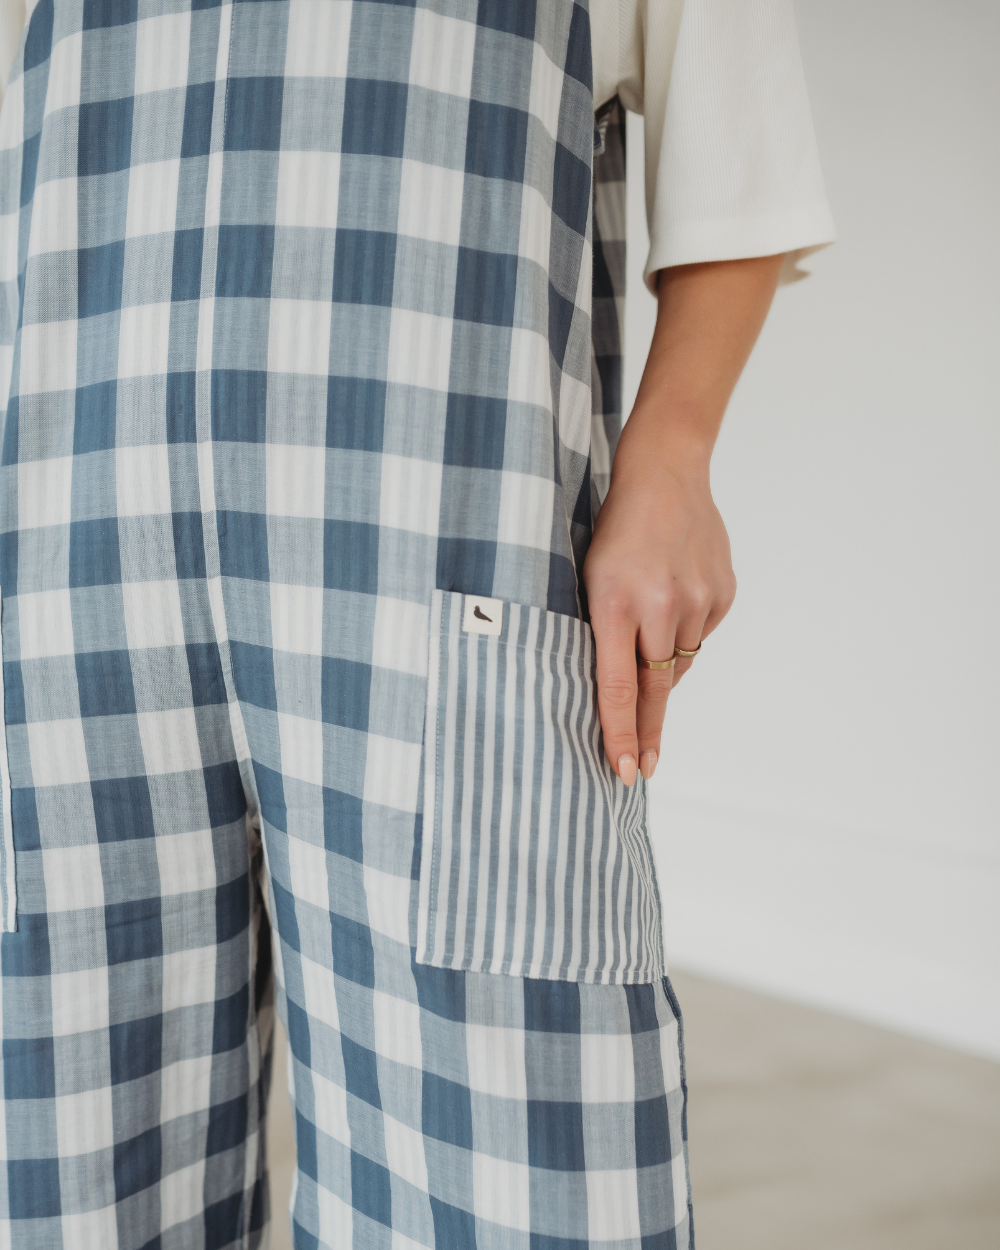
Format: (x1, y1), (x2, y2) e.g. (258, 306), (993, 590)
(591, 0), (837, 291)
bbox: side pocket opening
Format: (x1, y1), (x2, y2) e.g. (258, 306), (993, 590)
(0, 585), (15, 931)
(416, 589), (664, 985)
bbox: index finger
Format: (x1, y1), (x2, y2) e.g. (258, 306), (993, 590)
(590, 608), (640, 783)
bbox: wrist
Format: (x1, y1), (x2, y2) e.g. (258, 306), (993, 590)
(612, 406), (716, 486)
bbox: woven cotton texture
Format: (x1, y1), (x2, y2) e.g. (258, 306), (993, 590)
(0, 1), (691, 1246)
(419, 589), (663, 984)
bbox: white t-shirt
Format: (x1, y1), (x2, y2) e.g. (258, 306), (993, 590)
(0, 0), (836, 290)
(591, 0), (836, 289)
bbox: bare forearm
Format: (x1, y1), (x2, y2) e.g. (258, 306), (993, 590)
(614, 254), (785, 481)
(583, 252), (785, 783)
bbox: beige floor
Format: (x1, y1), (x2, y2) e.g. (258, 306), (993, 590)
(266, 972), (1000, 1249)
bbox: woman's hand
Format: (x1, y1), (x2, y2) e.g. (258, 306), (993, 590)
(583, 253), (786, 784)
(583, 441), (735, 784)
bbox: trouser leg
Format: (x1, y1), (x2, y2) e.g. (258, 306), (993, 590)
(0, 543), (274, 1248)
(224, 611), (692, 1250)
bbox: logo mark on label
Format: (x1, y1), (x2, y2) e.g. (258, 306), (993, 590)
(462, 595), (503, 636)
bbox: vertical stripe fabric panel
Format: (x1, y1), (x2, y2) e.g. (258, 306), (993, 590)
(418, 589), (665, 985)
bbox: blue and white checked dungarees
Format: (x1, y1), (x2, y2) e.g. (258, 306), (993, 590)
(0, 2), (694, 1246)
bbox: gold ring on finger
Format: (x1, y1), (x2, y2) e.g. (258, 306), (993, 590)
(673, 642), (703, 659)
(636, 654), (677, 670)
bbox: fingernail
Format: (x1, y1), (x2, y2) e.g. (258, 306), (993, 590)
(640, 750), (657, 780)
(618, 754), (637, 786)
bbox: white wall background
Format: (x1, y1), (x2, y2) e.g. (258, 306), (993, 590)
(627, 0), (1000, 1059)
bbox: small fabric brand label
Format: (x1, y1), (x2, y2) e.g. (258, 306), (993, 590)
(461, 595), (503, 636)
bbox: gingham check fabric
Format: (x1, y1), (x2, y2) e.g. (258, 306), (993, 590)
(0, 1), (692, 1246)
(590, 94), (627, 514)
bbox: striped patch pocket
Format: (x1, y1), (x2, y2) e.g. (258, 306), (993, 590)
(416, 589), (665, 985)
